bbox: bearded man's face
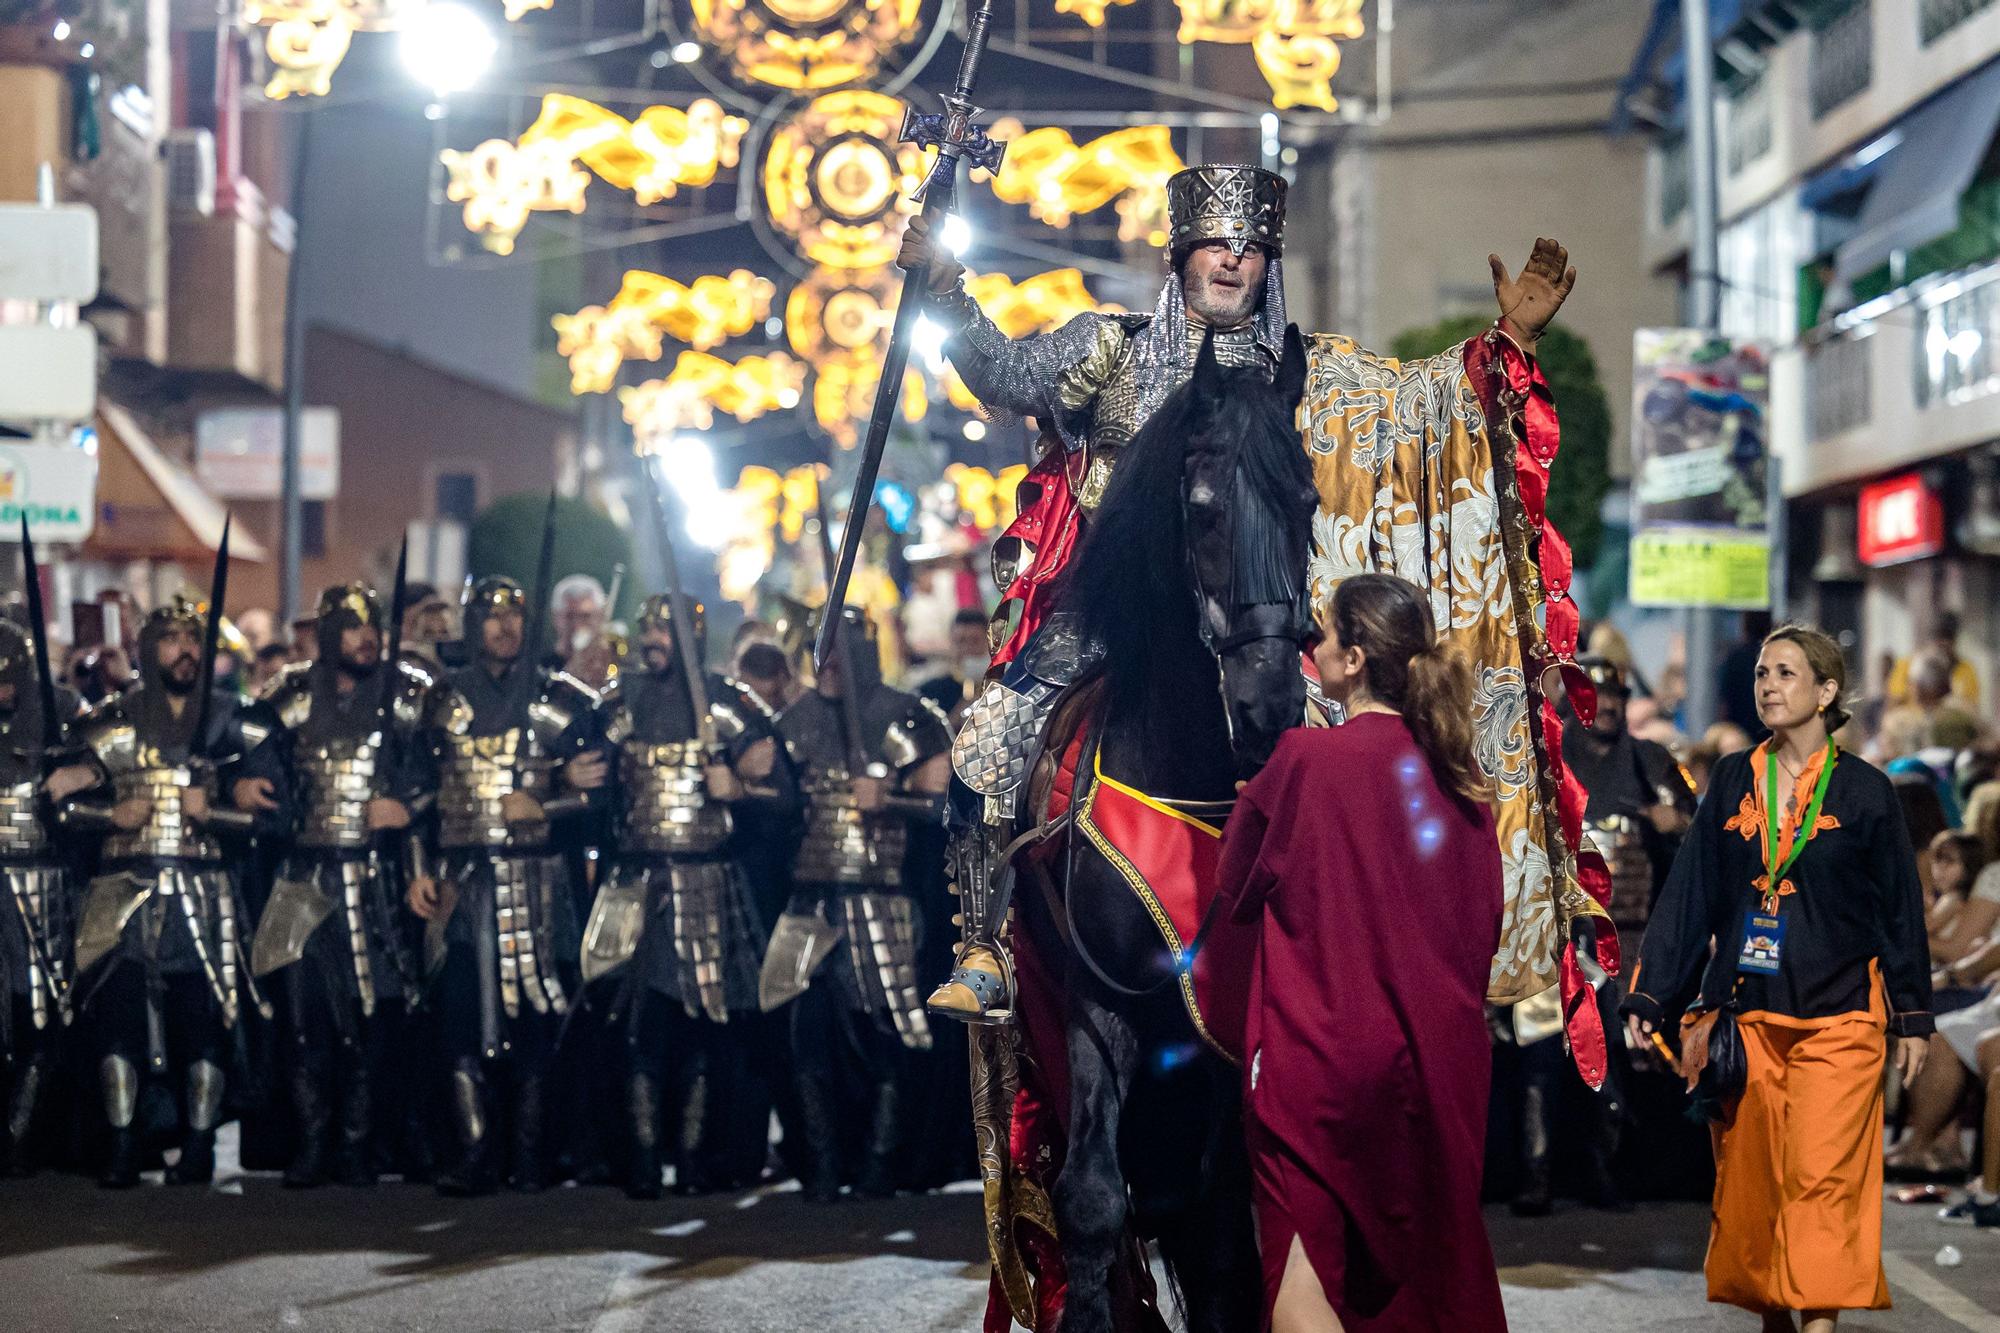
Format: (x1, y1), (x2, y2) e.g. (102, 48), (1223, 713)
(1181, 241), (1268, 328)
(156, 625), (202, 695)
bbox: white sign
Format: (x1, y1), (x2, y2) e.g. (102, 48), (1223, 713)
(0, 441), (99, 541)
(0, 203), (100, 302)
(0, 324), (98, 423)
(195, 406), (340, 500)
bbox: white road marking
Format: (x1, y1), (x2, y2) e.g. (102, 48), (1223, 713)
(1884, 1253), (2000, 1332)
(589, 1269), (666, 1333)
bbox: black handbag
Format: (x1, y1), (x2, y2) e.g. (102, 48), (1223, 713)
(1688, 1007), (1747, 1124)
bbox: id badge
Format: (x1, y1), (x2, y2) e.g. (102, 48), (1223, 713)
(1737, 910), (1785, 975)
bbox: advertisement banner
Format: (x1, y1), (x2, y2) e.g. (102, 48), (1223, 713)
(195, 407), (340, 500)
(1628, 329), (1771, 609)
(0, 441), (98, 541)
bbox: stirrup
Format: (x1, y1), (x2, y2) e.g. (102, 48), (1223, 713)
(927, 945), (1014, 1025)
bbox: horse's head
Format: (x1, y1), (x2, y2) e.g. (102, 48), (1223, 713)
(1180, 326), (1317, 778)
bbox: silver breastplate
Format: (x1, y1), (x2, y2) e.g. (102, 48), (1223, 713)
(1081, 324), (1265, 510)
(107, 763), (223, 862)
(618, 739), (732, 857)
(437, 729), (557, 850)
(796, 771), (904, 889)
(297, 732), (383, 850)
(0, 779), (48, 856)
(1588, 814), (1653, 928)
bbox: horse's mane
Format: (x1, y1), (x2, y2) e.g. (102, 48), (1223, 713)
(1063, 356), (1313, 709)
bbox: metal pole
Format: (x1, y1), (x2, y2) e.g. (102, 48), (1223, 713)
(278, 103), (316, 626)
(1680, 0), (1723, 733)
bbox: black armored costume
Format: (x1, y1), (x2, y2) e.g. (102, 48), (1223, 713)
(581, 594), (799, 1198)
(247, 584), (445, 1187)
(767, 607), (950, 1201)
(63, 598), (290, 1187)
(423, 576), (599, 1194)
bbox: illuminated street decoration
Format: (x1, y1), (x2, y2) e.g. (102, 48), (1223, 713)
(554, 269), (778, 393)
(1052, 0), (1136, 26)
(763, 91), (928, 271)
(942, 463), (1029, 534)
(619, 350), (807, 440)
(782, 263), (927, 446)
(442, 95), (748, 253)
(689, 0), (923, 92)
(521, 95), (748, 204)
(503, 0), (553, 19)
(983, 123), (1182, 245)
(439, 140), (590, 256)
(1043, 0), (1366, 110)
(244, 0), (409, 100)
(964, 267), (1121, 337)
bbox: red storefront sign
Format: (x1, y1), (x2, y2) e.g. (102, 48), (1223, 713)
(1857, 473), (1945, 567)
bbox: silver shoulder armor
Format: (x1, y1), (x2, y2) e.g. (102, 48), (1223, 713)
(527, 671), (599, 746)
(75, 701), (139, 773)
(719, 675), (779, 727)
(392, 659), (436, 729)
(235, 701), (277, 752)
(883, 697), (951, 772)
(261, 663), (316, 728)
(596, 679), (634, 745)
(427, 682), (475, 738)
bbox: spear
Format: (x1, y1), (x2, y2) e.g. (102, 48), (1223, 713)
(15, 517), (72, 1025)
(640, 458), (717, 754)
(814, 0), (1006, 672)
(188, 515), (231, 758)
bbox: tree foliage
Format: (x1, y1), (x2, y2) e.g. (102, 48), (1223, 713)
(1387, 318), (1612, 571)
(467, 493), (638, 621)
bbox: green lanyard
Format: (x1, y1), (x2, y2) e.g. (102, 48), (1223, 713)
(1763, 742), (1837, 894)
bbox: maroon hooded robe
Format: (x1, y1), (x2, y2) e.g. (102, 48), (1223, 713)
(1216, 714), (1508, 1332)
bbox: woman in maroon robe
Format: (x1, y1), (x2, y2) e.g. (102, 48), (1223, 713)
(1217, 573), (1509, 1333)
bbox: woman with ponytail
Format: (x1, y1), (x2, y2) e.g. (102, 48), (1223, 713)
(1215, 573), (1508, 1333)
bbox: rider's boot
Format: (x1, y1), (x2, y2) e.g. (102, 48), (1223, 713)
(927, 827), (1014, 1023)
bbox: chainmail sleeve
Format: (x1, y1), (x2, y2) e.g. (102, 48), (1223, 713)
(932, 292), (1130, 449)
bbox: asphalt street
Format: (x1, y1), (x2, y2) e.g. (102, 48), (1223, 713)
(3, 1132), (2000, 1332)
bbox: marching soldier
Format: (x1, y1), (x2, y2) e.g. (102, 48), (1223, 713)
(582, 595), (797, 1199)
(57, 596), (290, 1187)
(407, 576), (601, 1195)
(248, 583), (443, 1188)
(765, 607), (950, 1201)
(0, 620), (84, 1174)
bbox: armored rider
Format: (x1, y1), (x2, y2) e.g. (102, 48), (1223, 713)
(899, 164), (1292, 1022)
(57, 597), (290, 1187)
(582, 594), (797, 1199)
(0, 620), (84, 1173)
(406, 576), (602, 1195)
(248, 583), (444, 1187)
(766, 607), (951, 1201)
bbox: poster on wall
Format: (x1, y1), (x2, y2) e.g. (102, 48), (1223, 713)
(1627, 328), (1771, 610)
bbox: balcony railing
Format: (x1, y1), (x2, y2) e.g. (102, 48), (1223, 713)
(1659, 137), (1689, 227)
(1809, 0), (1872, 119)
(1916, 265), (2000, 410)
(1921, 0), (1997, 45)
(1807, 330), (1873, 440)
(1726, 77), (1774, 177)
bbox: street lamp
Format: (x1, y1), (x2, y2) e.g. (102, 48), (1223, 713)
(400, 3), (499, 95)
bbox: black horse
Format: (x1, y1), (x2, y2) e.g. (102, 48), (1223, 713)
(1025, 326), (1317, 1333)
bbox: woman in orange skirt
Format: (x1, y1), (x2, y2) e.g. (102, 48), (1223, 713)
(1623, 624), (1932, 1333)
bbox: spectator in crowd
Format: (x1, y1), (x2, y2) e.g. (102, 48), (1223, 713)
(290, 616), (318, 663)
(1882, 651), (1984, 759)
(1889, 611), (1981, 713)
(550, 573), (609, 667)
(1715, 611), (1774, 739)
(912, 607), (990, 730)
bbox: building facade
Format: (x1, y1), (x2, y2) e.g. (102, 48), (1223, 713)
(1633, 0), (2000, 710)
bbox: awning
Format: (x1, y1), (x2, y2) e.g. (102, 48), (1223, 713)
(84, 402), (269, 563)
(1835, 59), (2000, 284)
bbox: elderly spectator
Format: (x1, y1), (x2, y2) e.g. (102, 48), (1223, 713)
(1889, 612), (1981, 713)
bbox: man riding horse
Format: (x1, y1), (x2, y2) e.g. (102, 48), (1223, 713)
(909, 166), (1597, 1035)
(908, 164), (1608, 1332)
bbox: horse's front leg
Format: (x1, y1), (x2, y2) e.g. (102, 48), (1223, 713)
(1156, 1067), (1263, 1333)
(1055, 975), (1140, 1333)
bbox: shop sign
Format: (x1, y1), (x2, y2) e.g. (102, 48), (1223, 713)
(1857, 473), (1944, 567)
(194, 407), (340, 500)
(0, 441), (98, 541)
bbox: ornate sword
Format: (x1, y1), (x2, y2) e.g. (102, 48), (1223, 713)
(16, 517), (73, 1025)
(813, 0), (1006, 671)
